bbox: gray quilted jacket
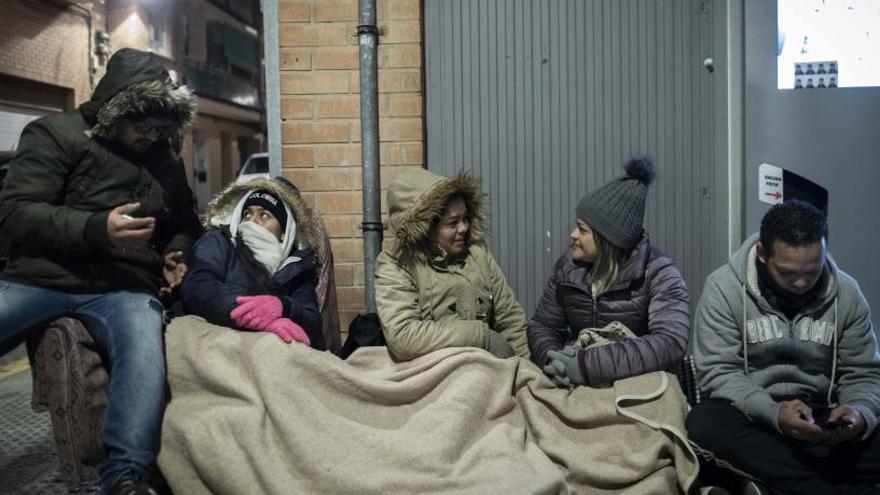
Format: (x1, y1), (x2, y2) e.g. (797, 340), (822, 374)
(527, 236), (690, 386)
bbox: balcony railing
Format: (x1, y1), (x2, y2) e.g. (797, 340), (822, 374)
(181, 59), (263, 110)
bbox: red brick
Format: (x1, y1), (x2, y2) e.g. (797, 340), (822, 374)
(380, 44), (421, 68)
(281, 145), (315, 167)
(313, 1), (357, 22)
(352, 263), (366, 287)
(350, 72), (360, 94)
(323, 216), (358, 237)
(317, 95), (360, 119)
(380, 118), (422, 141)
(312, 47), (359, 70)
(332, 238), (365, 263)
(281, 97), (315, 119)
(336, 286), (366, 309)
(315, 191), (363, 214)
(280, 48), (311, 70)
(333, 263), (355, 286)
(281, 24), (348, 46)
(378, 69), (421, 92)
(401, 142), (424, 164)
(384, 0), (420, 20)
(286, 168), (352, 191)
(283, 122), (350, 143)
(379, 143), (405, 165)
(281, 72), (350, 94)
(300, 192), (317, 209)
(377, 142), (424, 166)
(380, 21), (420, 44)
(316, 144), (362, 167)
(350, 165), (398, 190)
(279, 1), (311, 22)
(381, 94), (422, 117)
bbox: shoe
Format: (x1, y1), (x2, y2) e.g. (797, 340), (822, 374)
(741, 479), (769, 495)
(107, 474), (159, 495)
(698, 486), (732, 495)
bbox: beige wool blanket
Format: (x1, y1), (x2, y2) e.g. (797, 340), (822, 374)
(158, 316), (698, 494)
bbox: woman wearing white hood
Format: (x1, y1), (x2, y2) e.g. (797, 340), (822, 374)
(180, 177), (323, 348)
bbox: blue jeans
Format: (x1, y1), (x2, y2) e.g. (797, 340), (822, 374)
(0, 279), (166, 490)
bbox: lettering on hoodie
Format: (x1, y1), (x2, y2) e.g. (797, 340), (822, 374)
(745, 315), (836, 346)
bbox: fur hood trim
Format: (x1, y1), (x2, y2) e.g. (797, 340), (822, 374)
(388, 168), (486, 262)
(206, 177), (317, 251)
(86, 80), (197, 140)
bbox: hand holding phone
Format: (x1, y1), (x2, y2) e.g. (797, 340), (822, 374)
(108, 203), (155, 249)
(814, 409), (852, 431)
(816, 418), (851, 431)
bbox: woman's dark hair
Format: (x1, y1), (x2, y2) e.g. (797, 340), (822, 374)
(233, 231), (282, 295)
(760, 199), (827, 256)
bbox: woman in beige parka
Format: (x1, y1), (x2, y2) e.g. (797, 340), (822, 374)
(375, 168), (530, 361)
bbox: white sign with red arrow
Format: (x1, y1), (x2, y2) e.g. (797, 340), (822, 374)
(759, 163), (783, 205)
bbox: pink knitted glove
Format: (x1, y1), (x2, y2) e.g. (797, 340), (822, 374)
(263, 318), (312, 346)
(230, 295), (283, 330)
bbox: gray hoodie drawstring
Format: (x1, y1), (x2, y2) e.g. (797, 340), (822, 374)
(827, 298), (839, 406)
(742, 283), (749, 373)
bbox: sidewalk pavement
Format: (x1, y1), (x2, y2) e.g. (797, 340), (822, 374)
(0, 352), (70, 494)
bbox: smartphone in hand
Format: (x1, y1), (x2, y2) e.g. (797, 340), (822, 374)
(814, 409), (851, 431)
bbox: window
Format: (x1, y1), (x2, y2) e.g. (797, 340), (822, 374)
(206, 22), (258, 78)
(778, 0), (880, 89)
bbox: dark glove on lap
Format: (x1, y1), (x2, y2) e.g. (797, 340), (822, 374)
(545, 346), (586, 387)
(485, 329), (516, 358)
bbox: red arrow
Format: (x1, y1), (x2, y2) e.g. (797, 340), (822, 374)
(764, 191), (782, 200)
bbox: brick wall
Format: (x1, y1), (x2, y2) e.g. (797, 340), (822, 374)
(1, 0), (102, 106)
(107, 3), (152, 55)
(278, 0), (424, 336)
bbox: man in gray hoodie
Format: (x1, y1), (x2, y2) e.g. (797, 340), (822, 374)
(687, 200), (880, 495)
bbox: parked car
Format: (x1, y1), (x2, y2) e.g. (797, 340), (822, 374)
(236, 152), (270, 183)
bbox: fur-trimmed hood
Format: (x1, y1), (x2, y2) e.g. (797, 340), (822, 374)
(206, 177), (318, 252)
(81, 48), (197, 140)
(387, 167), (486, 262)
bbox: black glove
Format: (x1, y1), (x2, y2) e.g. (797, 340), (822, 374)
(542, 360), (573, 388)
(545, 346), (586, 387)
(485, 329), (516, 358)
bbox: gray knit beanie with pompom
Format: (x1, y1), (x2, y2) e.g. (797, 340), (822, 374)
(575, 157), (656, 250)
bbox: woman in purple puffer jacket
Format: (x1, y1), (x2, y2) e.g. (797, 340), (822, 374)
(527, 157), (689, 387)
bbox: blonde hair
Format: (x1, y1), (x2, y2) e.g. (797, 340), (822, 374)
(590, 232), (630, 296)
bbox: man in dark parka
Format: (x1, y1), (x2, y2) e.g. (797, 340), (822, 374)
(0, 48), (201, 495)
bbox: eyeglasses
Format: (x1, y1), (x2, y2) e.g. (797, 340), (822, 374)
(130, 121), (175, 139)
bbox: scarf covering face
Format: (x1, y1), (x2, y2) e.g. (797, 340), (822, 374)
(229, 190), (302, 274)
(238, 222), (287, 274)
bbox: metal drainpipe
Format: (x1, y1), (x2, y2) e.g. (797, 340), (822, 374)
(357, 0), (382, 313)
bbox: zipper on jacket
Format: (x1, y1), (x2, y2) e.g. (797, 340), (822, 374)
(592, 294), (599, 329)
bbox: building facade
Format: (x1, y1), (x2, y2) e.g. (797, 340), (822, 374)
(1, 0), (267, 211)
